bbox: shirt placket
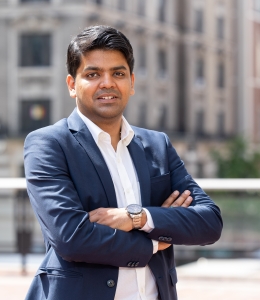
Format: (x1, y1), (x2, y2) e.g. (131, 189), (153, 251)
(116, 141), (136, 205)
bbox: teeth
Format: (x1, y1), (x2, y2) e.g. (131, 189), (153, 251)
(100, 96), (115, 99)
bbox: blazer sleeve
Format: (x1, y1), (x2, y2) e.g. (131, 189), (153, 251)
(146, 134), (223, 246)
(24, 129), (153, 267)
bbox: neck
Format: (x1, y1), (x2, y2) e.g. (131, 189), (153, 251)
(95, 117), (122, 151)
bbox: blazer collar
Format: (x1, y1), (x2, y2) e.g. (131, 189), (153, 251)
(127, 135), (151, 207)
(67, 109), (118, 208)
(67, 109), (151, 208)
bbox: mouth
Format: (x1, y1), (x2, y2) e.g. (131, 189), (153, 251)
(97, 96), (117, 100)
(96, 93), (119, 104)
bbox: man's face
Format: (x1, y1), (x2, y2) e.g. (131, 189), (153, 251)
(66, 49), (135, 126)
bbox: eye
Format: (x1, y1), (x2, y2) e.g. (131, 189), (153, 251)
(86, 73), (99, 78)
(114, 71), (125, 77)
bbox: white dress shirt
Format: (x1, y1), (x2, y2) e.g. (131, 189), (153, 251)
(77, 108), (159, 300)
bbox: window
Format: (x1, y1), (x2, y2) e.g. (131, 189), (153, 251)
(138, 45), (146, 74)
(216, 17), (225, 39)
(254, 0), (260, 11)
(138, 102), (147, 127)
(137, 0), (145, 16)
(158, 49), (167, 77)
(20, 0), (49, 2)
(217, 63), (225, 88)
(158, 0), (166, 22)
(217, 112), (225, 137)
(157, 104), (167, 130)
(194, 9), (204, 33)
(195, 59), (205, 87)
(19, 34), (51, 67)
(20, 100), (51, 134)
(196, 110), (204, 136)
(118, 0), (125, 10)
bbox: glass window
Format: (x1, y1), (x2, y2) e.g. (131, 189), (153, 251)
(20, 0), (50, 2)
(217, 63), (225, 88)
(20, 100), (51, 134)
(194, 9), (204, 33)
(254, 0), (260, 11)
(158, 49), (167, 77)
(195, 59), (205, 87)
(19, 34), (51, 67)
(138, 45), (146, 72)
(138, 102), (147, 127)
(118, 0), (125, 10)
(158, 0), (166, 22)
(196, 110), (204, 136)
(217, 112), (225, 137)
(137, 0), (145, 16)
(216, 17), (225, 39)
(157, 104), (167, 130)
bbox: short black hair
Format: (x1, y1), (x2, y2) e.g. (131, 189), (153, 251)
(66, 25), (135, 78)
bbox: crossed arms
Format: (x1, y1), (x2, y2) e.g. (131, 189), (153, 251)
(24, 128), (223, 267)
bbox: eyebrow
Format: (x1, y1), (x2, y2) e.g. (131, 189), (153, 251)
(83, 65), (127, 72)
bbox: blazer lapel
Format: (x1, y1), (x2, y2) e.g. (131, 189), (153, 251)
(128, 136), (151, 207)
(67, 109), (118, 208)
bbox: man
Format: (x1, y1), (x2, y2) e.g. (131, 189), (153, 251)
(24, 25), (222, 300)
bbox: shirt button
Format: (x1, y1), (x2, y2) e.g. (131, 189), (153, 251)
(107, 279), (115, 288)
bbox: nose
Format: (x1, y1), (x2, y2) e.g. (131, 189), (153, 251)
(99, 74), (116, 89)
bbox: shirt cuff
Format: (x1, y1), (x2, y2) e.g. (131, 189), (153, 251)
(139, 208), (155, 233)
(151, 239), (159, 254)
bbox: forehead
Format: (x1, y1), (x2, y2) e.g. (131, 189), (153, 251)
(78, 49), (129, 71)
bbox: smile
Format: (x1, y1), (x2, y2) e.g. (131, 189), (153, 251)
(98, 96), (117, 100)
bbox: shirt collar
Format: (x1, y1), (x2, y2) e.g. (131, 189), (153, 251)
(76, 107), (134, 146)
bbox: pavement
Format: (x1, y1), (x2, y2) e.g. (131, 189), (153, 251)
(0, 254), (260, 300)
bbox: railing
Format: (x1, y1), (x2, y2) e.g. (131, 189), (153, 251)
(1, 177), (260, 190)
(0, 178), (260, 267)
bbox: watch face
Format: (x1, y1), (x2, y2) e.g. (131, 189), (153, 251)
(127, 204), (142, 214)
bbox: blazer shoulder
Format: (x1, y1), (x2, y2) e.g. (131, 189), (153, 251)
(24, 118), (69, 143)
(131, 126), (168, 144)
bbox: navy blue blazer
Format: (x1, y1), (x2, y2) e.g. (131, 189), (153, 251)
(24, 108), (222, 300)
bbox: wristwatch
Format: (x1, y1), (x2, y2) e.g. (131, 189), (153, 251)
(126, 204), (143, 229)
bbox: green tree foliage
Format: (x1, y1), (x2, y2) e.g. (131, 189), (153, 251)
(212, 137), (260, 178)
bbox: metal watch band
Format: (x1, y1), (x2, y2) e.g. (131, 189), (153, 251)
(132, 213), (142, 229)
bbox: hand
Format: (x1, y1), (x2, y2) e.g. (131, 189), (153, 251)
(161, 190), (193, 208)
(158, 242), (172, 251)
(158, 190), (193, 251)
(89, 207), (134, 232)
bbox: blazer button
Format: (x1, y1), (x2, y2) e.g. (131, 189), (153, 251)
(135, 262), (139, 267)
(167, 237), (172, 242)
(127, 262), (132, 267)
(158, 236), (164, 241)
(107, 280), (115, 288)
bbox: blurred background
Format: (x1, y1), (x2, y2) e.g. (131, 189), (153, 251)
(0, 0), (259, 299)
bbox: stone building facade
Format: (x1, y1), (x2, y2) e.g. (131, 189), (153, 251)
(0, 0), (239, 179)
(0, 0), (257, 253)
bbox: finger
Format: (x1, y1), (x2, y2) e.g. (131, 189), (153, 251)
(171, 190), (191, 207)
(161, 191), (180, 207)
(88, 209), (99, 217)
(158, 242), (171, 251)
(180, 196), (193, 208)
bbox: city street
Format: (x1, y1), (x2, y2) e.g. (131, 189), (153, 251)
(0, 255), (259, 300)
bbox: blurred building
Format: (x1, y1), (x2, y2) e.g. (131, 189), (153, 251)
(0, 0), (241, 179)
(0, 0), (258, 253)
(237, 0), (260, 143)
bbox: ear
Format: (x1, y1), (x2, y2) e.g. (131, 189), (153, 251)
(66, 74), (77, 98)
(130, 72), (135, 96)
